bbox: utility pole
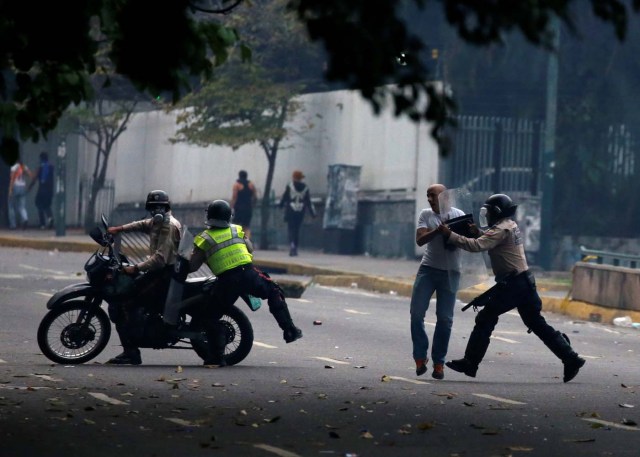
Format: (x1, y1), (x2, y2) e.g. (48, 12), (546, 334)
(539, 17), (560, 270)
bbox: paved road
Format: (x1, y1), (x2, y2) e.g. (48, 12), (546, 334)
(1, 247), (639, 456)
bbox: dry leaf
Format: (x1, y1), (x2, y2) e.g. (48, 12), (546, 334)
(507, 446), (533, 451)
(175, 366), (183, 373)
(381, 375), (391, 382)
(619, 403), (635, 408)
(360, 431), (374, 439)
(417, 422), (435, 430)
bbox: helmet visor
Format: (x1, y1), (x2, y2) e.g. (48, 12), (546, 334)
(479, 206), (489, 228)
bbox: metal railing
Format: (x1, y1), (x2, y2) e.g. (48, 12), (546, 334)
(580, 245), (640, 269)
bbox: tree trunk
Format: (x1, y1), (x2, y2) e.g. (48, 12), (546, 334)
(84, 176), (105, 233)
(259, 144), (278, 250)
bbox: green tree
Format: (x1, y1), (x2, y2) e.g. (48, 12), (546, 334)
(170, 0), (318, 249)
(58, 89), (137, 231)
(3, 0), (638, 164)
(171, 64), (307, 250)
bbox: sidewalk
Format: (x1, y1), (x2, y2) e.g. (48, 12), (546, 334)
(0, 228), (632, 325)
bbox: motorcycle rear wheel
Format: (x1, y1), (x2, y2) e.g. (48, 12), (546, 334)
(37, 301), (111, 364)
(190, 305), (254, 366)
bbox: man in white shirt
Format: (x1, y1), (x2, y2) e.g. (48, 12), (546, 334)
(410, 184), (464, 379)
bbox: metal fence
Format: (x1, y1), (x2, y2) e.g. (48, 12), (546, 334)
(446, 116), (544, 202)
(78, 177), (115, 226)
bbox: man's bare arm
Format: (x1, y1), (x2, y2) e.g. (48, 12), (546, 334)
(416, 227), (439, 246)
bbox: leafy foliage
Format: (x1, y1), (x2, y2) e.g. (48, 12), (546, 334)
(3, 0), (640, 165)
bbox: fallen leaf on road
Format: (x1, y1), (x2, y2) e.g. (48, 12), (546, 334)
(463, 402), (475, 407)
(329, 431), (340, 439)
(360, 431), (374, 439)
(175, 366), (183, 373)
(166, 418), (201, 427)
(381, 375), (391, 382)
(264, 416), (281, 423)
(564, 438), (595, 443)
(507, 446), (533, 451)
(324, 365), (334, 369)
(622, 418), (638, 426)
(619, 404), (635, 408)
(417, 422), (435, 430)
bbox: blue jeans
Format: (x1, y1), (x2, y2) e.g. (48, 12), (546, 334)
(410, 265), (460, 365)
(8, 187), (28, 229)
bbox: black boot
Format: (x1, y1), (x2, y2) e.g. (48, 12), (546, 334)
(271, 305), (303, 343)
(445, 358), (478, 377)
(106, 323), (142, 365)
(543, 331), (586, 382)
(204, 322), (227, 367)
(106, 347), (141, 365)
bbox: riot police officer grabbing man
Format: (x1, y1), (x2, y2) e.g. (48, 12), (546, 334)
(438, 193), (586, 383)
(187, 200), (303, 366)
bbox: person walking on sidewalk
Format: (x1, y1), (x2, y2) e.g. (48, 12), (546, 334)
(104, 190), (182, 365)
(186, 200), (303, 366)
(438, 193), (586, 383)
(411, 184), (464, 380)
(279, 170), (315, 256)
(230, 170), (257, 240)
(28, 152), (55, 229)
(8, 159), (33, 230)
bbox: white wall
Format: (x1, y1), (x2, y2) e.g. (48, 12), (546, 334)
(81, 89), (441, 208)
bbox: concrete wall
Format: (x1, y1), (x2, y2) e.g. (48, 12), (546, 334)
(82, 89), (439, 208)
(572, 262), (640, 311)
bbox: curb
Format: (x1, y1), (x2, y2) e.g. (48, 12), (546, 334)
(2, 234), (634, 326)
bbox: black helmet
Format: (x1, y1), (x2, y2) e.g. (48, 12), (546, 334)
(481, 194), (517, 226)
(145, 190), (171, 212)
(206, 200), (232, 228)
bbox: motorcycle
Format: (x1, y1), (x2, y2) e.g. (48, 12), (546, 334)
(37, 215), (254, 366)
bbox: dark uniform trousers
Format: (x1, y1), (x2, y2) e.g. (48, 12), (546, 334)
(213, 263), (295, 330)
(464, 271), (578, 366)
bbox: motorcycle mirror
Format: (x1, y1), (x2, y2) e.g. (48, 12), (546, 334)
(89, 226), (108, 246)
(101, 214), (109, 230)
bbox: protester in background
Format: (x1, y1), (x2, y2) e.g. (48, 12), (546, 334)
(279, 170), (315, 256)
(231, 170), (257, 239)
(8, 159), (33, 230)
(28, 152), (55, 229)
(410, 184), (464, 380)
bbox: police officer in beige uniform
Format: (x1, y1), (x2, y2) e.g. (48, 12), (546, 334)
(105, 190), (182, 365)
(438, 194), (585, 383)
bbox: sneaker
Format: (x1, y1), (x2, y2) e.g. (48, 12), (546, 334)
(105, 350), (141, 365)
(446, 358), (478, 377)
(563, 356), (586, 383)
(432, 363), (445, 380)
(415, 358), (427, 376)
(284, 326), (303, 343)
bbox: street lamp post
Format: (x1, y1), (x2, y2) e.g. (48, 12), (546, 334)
(55, 141), (66, 237)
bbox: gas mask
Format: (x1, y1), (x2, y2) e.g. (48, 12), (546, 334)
(150, 206), (168, 225)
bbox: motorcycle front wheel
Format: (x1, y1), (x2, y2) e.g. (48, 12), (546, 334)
(37, 301), (111, 364)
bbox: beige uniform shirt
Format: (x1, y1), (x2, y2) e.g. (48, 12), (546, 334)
(447, 218), (528, 280)
(120, 214), (182, 272)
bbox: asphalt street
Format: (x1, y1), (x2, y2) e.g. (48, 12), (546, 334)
(0, 247), (639, 457)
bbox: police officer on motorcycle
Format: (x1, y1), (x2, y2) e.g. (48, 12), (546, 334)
(187, 200), (303, 366)
(105, 190), (182, 365)
(437, 193), (586, 383)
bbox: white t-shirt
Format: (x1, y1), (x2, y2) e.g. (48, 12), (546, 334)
(418, 207), (465, 272)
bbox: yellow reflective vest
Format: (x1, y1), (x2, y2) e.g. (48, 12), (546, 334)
(194, 225), (253, 275)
